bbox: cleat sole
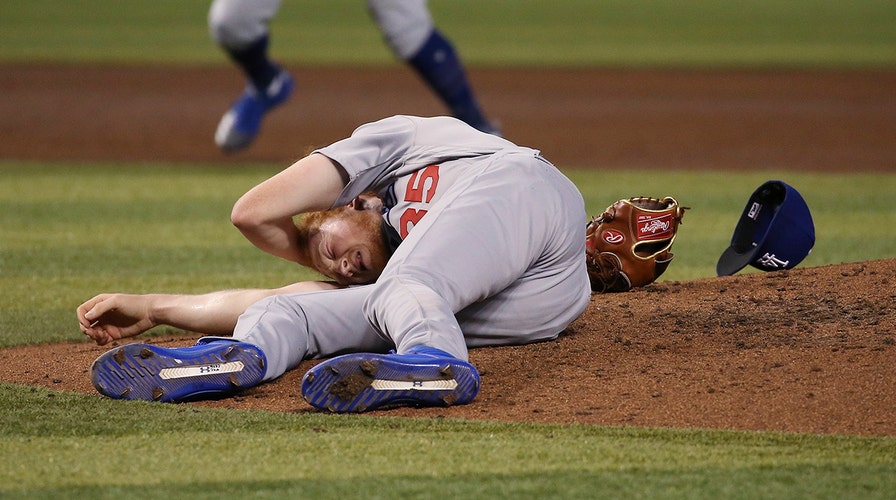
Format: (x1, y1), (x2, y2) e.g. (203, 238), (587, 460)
(302, 353), (480, 413)
(90, 342), (265, 402)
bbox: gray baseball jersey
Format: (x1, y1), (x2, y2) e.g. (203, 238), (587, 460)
(232, 116), (591, 381)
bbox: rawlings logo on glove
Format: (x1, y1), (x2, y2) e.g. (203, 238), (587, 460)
(586, 197), (687, 293)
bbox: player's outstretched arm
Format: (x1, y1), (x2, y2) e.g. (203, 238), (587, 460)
(77, 281), (340, 346)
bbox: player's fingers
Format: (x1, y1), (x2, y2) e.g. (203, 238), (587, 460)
(82, 296), (120, 325)
(76, 293), (112, 328)
(76, 302), (94, 328)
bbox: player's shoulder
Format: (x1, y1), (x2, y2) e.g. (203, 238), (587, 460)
(361, 115), (468, 134)
(355, 115), (518, 152)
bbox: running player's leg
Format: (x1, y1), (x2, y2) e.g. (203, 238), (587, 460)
(208, 0), (293, 151)
(366, 0), (496, 134)
(209, 0), (282, 75)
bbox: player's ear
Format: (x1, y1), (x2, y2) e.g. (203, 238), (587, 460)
(350, 192), (383, 212)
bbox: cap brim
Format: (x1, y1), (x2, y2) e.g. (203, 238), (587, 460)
(716, 244), (760, 276)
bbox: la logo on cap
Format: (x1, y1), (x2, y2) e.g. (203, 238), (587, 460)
(716, 180), (815, 276)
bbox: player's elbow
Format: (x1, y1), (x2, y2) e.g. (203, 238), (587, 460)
(230, 197), (261, 232)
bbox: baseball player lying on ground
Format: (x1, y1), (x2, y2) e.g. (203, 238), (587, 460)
(79, 115), (680, 413)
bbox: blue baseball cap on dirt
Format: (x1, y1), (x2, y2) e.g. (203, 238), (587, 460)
(716, 180), (815, 276)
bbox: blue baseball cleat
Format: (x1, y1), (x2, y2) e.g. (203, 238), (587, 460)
(301, 347), (481, 413)
(90, 339), (266, 402)
(214, 69), (294, 152)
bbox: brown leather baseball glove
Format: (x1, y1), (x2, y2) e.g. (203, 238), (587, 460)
(585, 197), (687, 293)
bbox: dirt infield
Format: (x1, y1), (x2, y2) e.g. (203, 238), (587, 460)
(1, 64), (894, 436)
(2, 64), (895, 170)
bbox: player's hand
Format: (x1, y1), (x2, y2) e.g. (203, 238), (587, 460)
(77, 293), (156, 346)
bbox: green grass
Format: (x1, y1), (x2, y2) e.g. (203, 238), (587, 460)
(2, 384), (894, 497)
(0, 0), (894, 67)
